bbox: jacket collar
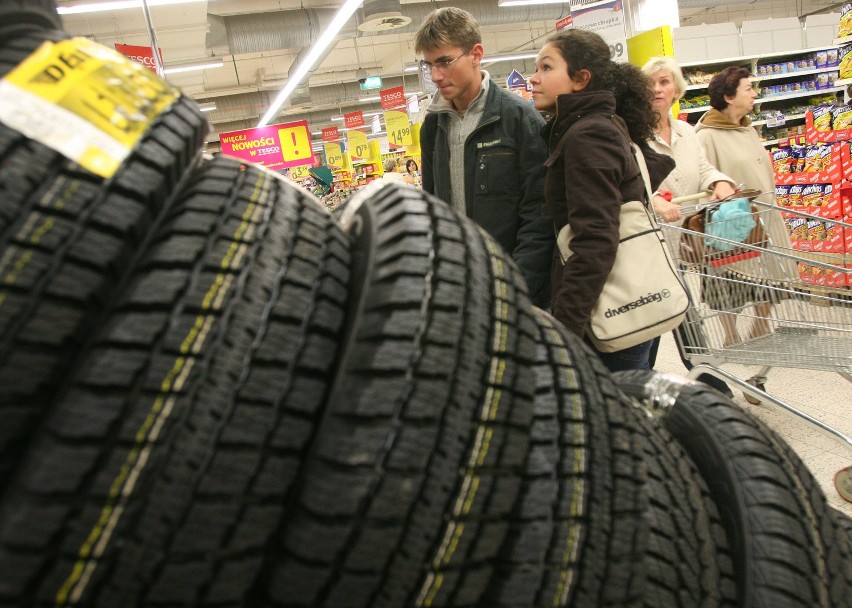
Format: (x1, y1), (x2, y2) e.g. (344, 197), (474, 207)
(427, 69), (492, 116)
(696, 107), (752, 130)
(541, 90), (616, 148)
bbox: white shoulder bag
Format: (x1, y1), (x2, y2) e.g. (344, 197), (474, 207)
(556, 143), (690, 353)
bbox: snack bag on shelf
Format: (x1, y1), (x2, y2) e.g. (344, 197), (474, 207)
(839, 43), (852, 79)
(776, 185), (791, 207)
(832, 105), (852, 129)
(840, 4), (852, 38)
(772, 147), (794, 173)
(812, 104), (833, 131)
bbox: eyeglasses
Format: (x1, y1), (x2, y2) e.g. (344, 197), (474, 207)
(419, 49), (471, 73)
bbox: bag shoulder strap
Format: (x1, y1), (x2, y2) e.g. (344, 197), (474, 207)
(630, 143), (654, 206)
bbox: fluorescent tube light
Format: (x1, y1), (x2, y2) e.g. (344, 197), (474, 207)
(497, 0), (566, 6)
(57, 0), (206, 14)
(484, 52), (538, 63)
(162, 60), (224, 75)
(359, 96), (382, 102)
(198, 103), (217, 112)
(258, 0), (365, 127)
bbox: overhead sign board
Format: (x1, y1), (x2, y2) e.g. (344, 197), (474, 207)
(219, 120), (312, 170)
(344, 110), (364, 129)
(114, 42), (162, 73)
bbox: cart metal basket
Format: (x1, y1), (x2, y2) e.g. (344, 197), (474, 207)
(660, 193), (852, 501)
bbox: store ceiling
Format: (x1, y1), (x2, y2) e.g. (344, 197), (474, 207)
(55, 0), (838, 149)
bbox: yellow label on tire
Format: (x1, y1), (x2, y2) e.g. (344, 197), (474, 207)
(0, 37), (180, 178)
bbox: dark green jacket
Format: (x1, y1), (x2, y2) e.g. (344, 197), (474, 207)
(421, 82), (553, 308)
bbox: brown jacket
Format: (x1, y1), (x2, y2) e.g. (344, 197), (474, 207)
(544, 90), (675, 337)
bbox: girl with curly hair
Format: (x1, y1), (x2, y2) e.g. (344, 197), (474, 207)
(529, 29), (675, 371)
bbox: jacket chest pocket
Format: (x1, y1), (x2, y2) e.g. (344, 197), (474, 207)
(475, 148), (520, 196)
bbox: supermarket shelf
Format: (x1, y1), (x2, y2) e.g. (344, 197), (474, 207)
(833, 35), (852, 45)
(757, 85), (845, 103)
(682, 88), (843, 114)
(680, 45), (839, 69)
(685, 67), (840, 91)
(680, 105), (711, 114)
(755, 66), (840, 82)
(752, 112), (807, 126)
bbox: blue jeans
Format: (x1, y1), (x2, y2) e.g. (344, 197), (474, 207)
(585, 336), (653, 373)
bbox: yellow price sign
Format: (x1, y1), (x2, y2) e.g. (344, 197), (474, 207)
(384, 110), (412, 146)
(347, 129), (369, 160)
(289, 164), (310, 180)
(0, 37), (179, 177)
(277, 123), (312, 164)
(324, 142), (343, 168)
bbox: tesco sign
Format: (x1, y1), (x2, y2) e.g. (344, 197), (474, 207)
(114, 43), (163, 73)
(381, 86), (406, 110)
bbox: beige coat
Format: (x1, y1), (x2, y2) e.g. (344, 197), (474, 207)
(694, 109), (796, 280)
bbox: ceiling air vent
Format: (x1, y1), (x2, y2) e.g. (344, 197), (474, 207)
(357, 0), (411, 32)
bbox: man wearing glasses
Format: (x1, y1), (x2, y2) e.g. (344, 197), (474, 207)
(415, 7), (553, 308)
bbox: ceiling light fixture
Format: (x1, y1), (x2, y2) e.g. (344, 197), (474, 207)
(258, 0), (365, 127)
(486, 52), (539, 63)
(57, 0), (205, 15)
(359, 96), (382, 102)
(162, 60), (224, 75)
(198, 102), (217, 112)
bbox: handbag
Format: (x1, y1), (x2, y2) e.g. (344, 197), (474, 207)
(679, 194), (767, 266)
(555, 143), (690, 353)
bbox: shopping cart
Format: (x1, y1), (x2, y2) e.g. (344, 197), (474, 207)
(661, 191), (852, 502)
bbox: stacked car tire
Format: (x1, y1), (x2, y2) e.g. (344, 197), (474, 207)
(0, 4), (849, 607)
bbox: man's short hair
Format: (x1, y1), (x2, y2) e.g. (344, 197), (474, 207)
(414, 7), (481, 54)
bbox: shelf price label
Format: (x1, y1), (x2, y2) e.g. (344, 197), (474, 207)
(324, 142), (343, 168)
(347, 128), (369, 160)
(289, 164), (310, 180)
(385, 110), (412, 146)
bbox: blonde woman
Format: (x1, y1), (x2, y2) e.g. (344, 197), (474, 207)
(642, 56), (736, 395)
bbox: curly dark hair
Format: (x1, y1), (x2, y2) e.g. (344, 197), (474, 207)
(545, 29), (657, 143)
(707, 66), (751, 111)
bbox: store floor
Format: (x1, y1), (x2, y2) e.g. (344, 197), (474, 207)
(653, 330), (852, 517)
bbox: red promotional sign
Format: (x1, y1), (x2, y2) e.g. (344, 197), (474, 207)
(344, 111), (364, 129)
(556, 15), (573, 31)
(114, 43), (163, 73)
(380, 86), (406, 110)
(321, 126), (339, 141)
(219, 120), (312, 170)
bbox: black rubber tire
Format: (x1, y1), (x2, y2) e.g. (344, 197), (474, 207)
(488, 308), (733, 608)
(0, 157), (350, 607)
(0, 0), (60, 37)
(628, 402), (737, 608)
(0, 30), (208, 486)
(251, 184), (538, 608)
(482, 307), (648, 608)
(613, 370), (841, 608)
(827, 507), (852, 606)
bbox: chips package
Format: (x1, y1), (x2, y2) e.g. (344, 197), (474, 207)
(812, 104), (833, 132)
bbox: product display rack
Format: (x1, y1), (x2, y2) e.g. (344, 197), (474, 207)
(678, 46), (843, 145)
(771, 111), (852, 291)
